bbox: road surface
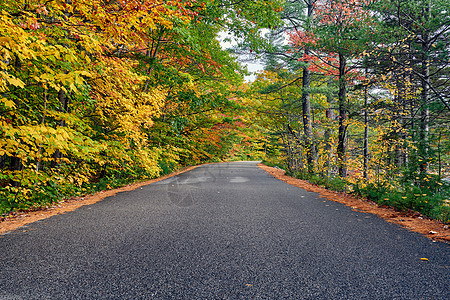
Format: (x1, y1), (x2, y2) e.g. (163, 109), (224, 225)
(0, 161), (449, 299)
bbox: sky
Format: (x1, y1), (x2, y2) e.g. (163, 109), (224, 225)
(244, 60), (264, 82)
(217, 32), (264, 82)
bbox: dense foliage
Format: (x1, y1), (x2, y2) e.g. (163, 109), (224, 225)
(0, 0), (282, 215)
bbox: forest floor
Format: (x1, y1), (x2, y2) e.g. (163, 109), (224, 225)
(1, 162), (449, 243)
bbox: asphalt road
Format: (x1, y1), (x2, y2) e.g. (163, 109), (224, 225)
(1, 161), (449, 299)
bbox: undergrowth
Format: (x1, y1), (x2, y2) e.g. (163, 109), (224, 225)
(353, 179), (450, 223)
(283, 166), (450, 224)
(0, 158), (183, 217)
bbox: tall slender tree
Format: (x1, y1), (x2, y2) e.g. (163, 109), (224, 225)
(290, 0), (375, 177)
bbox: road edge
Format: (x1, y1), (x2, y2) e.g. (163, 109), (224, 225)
(0, 164), (203, 235)
(258, 163), (449, 243)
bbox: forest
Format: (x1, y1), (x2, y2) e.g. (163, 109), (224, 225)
(1, 0), (449, 222)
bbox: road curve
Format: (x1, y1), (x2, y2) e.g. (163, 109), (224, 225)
(0, 161), (449, 299)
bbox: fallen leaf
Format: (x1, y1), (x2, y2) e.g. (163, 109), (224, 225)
(420, 258), (429, 261)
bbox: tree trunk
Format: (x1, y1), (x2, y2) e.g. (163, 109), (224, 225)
(36, 88), (48, 172)
(363, 82), (369, 180)
(324, 77), (334, 177)
(419, 2), (430, 174)
(301, 0), (315, 173)
(51, 89), (69, 168)
(337, 52), (347, 178)
(8, 55), (23, 186)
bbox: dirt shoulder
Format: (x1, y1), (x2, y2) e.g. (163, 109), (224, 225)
(0, 165), (201, 235)
(258, 163), (449, 243)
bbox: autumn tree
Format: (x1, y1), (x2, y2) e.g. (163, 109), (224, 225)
(290, 0), (375, 177)
(370, 0), (450, 178)
(0, 0), (286, 215)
